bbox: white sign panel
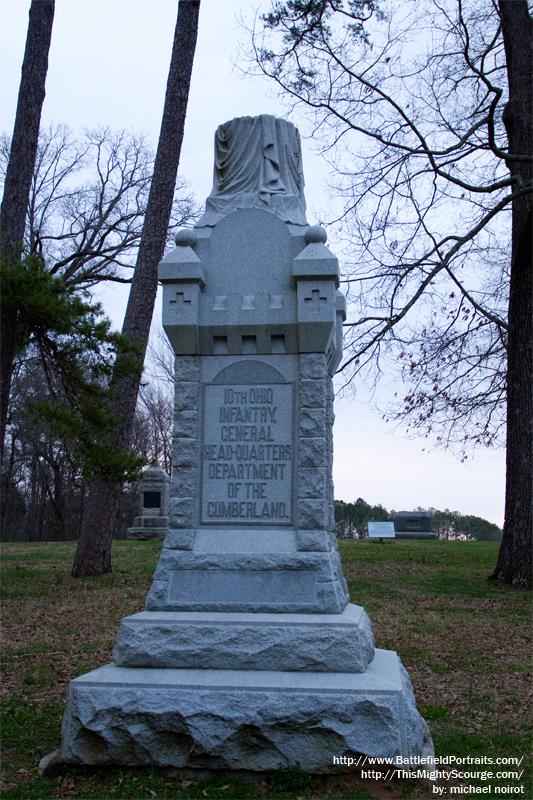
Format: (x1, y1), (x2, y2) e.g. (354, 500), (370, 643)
(367, 521), (396, 539)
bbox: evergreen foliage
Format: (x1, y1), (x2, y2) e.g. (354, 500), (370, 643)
(1, 254), (143, 482)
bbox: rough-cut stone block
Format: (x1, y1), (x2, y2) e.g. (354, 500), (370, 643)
(145, 580), (169, 609)
(299, 379), (326, 409)
(172, 438), (197, 468)
(164, 530), (195, 550)
(174, 356), (199, 382)
(58, 650), (434, 772)
(317, 578), (349, 614)
(314, 551), (345, 584)
(297, 467), (327, 498)
(299, 438), (326, 468)
(327, 530), (338, 549)
(171, 468), (196, 498)
(299, 353), (327, 379)
(168, 498), (194, 529)
(174, 382), (199, 411)
(298, 499), (327, 530)
(173, 410), (198, 439)
(153, 549), (337, 578)
(296, 530), (331, 552)
(113, 605), (374, 673)
(299, 408), (326, 438)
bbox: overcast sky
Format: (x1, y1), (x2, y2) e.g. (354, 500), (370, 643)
(1, 0), (505, 525)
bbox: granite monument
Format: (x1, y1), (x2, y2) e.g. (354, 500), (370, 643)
(127, 464), (170, 541)
(393, 511), (436, 540)
(50, 115), (433, 773)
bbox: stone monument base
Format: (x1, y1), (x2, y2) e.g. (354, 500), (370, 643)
(126, 515), (168, 541)
(57, 649), (432, 772)
(126, 527), (167, 541)
(112, 605), (374, 673)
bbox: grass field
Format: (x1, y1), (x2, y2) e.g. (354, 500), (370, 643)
(0, 539), (531, 800)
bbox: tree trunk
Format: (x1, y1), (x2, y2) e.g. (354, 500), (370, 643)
(491, 0), (532, 588)
(0, 0), (55, 463)
(71, 0), (201, 577)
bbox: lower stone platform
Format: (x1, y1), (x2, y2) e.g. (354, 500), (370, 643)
(126, 527), (167, 541)
(113, 604), (374, 672)
(58, 649), (433, 772)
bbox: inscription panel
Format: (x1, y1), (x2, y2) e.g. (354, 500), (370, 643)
(143, 491), (161, 510)
(169, 569), (318, 605)
(201, 383), (293, 525)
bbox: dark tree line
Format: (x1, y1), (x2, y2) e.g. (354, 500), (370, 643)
(335, 498), (502, 541)
(1, 348), (174, 542)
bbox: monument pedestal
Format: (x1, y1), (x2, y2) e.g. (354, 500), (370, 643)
(112, 606), (374, 672)
(53, 115), (433, 775)
(60, 650), (432, 771)
(393, 512), (437, 540)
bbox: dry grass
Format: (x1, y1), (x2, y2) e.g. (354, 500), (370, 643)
(0, 539), (531, 800)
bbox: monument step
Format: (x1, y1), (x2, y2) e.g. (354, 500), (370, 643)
(126, 528), (167, 541)
(58, 649), (433, 772)
(131, 517), (169, 528)
(112, 604), (374, 673)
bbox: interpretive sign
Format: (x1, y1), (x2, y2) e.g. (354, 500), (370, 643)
(201, 382), (293, 525)
(367, 521), (396, 539)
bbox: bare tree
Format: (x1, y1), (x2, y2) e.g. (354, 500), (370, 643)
(252, 0), (532, 587)
(138, 330), (176, 475)
(71, 0), (201, 577)
(0, 125), (196, 289)
(134, 386), (174, 475)
(0, 0), (55, 462)
(1, 352), (82, 541)
(1, 347), (173, 541)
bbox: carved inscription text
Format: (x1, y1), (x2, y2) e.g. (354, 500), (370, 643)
(201, 383), (293, 525)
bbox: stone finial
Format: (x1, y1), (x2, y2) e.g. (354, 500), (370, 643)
(174, 228), (198, 248)
(197, 115), (308, 227)
(305, 225), (327, 244)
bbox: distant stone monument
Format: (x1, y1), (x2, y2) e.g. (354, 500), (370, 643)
(52, 115), (433, 773)
(127, 465), (170, 541)
(393, 511), (436, 540)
